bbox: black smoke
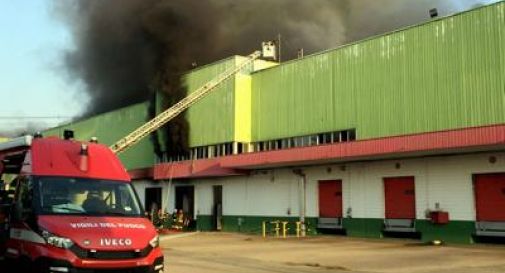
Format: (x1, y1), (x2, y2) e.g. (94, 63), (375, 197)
(56, 0), (495, 115)
(54, 0), (494, 157)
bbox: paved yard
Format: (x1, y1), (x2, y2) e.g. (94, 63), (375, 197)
(162, 232), (505, 273)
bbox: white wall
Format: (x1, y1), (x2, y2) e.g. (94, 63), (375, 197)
(304, 152), (505, 221)
(190, 171), (300, 217)
(152, 152), (505, 221)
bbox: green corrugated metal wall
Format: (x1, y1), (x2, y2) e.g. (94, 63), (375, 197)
(251, 2), (505, 141)
(185, 57), (238, 147)
(44, 102), (154, 170)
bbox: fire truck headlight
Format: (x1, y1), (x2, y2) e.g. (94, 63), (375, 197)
(42, 230), (74, 249)
(149, 235), (160, 248)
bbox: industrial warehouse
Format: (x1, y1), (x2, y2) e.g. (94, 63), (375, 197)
(44, 2), (505, 244)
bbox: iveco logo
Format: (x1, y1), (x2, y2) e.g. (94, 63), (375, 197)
(100, 238), (132, 247)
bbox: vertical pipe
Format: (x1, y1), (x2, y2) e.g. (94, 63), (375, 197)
(293, 169), (306, 237)
(301, 174), (307, 237)
(277, 33), (282, 63)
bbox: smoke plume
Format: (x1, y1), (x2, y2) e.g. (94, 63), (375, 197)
(57, 0), (493, 115)
(55, 0), (493, 157)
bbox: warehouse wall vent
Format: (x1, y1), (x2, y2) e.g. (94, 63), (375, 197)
(252, 128), (357, 152)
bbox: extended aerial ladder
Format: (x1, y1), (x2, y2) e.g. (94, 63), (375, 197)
(110, 50), (263, 154)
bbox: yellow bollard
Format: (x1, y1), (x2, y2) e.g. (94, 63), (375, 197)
(270, 221), (280, 237)
(295, 221), (301, 238)
(281, 221), (289, 238)
(262, 221), (267, 238)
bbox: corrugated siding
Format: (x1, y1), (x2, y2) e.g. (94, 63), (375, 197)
(44, 102), (154, 170)
(251, 2), (505, 141)
(185, 56), (277, 147)
(185, 57), (238, 147)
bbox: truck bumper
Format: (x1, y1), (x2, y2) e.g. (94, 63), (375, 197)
(39, 255), (164, 273)
(40, 256), (164, 273)
(33, 246), (164, 273)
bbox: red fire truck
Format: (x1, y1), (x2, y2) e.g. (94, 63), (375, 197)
(0, 134), (164, 273)
(0, 49), (264, 273)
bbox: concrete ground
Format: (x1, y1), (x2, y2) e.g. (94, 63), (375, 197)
(161, 232), (505, 273)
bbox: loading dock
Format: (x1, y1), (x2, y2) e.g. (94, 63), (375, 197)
(383, 177), (416, 233)
(175, 186), (195, 223)
(317, 180), (343, 229)
(145, 187), (162, 216)
(212, 185), (223, 231)
(474, 173), (505, 237)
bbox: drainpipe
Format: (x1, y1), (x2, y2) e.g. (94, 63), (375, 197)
(293, 169), (306, 237)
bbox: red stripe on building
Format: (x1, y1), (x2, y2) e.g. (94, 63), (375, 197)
(128, 167), (154, 180)
(154, 125), (505, 180)
(154, 158), (247, 180)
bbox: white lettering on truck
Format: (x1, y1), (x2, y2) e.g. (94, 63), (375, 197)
(69, 223), (146, 229)
(100, 238), (133, 247)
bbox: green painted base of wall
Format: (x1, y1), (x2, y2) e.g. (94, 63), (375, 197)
(343, 218), (384, 238)
(196, 215), (317, 235)
(196, 215), (476, 244)
(196, 215), (214, 231)
(416, 220), (475, 244)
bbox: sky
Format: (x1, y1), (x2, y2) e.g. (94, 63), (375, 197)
(0, 0), (86, 136)
(0, 0), (500, 137)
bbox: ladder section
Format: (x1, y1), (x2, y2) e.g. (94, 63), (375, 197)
(111, 51), (262, 154)
(0, 136), (32, 152)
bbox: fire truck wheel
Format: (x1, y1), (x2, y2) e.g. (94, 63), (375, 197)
(4, 257), (15, 273)
(6, 256), (33, 272)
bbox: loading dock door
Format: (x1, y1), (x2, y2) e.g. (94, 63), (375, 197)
(384, 177), (416, 219)
(145, 187), (162, 216)
(175, 186), (195, 219)
(318, 180), (343, 229)
(474, 174), (505, 221)
(319, 180), (343, 218)
(213, 185), (223, 231)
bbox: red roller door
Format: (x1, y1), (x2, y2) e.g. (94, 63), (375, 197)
(384, 177), (416, 219)
(318, 180), (343, 218)
(474, 173), (505, 222)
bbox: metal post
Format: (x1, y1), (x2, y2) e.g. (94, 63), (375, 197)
(301, 174), (307, 237)
(282, 221), (288, 238)
(262, 221), (267, 238)
(277, 33), (282, 63)
(271, 221), (280, 237)
(293, 169), (307, 237)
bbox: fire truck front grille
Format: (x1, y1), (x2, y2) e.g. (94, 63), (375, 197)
(71, 267), (150, 273)
(70, 245), (153, 260)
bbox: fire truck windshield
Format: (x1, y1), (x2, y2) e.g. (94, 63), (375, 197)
(34, 176), (144, 217)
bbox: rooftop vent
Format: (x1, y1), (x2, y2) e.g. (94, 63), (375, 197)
(63, 130), (74, 140)
(429, 8), (438, 18)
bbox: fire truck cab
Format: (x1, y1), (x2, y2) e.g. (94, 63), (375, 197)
(0, 134), (164, 273)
